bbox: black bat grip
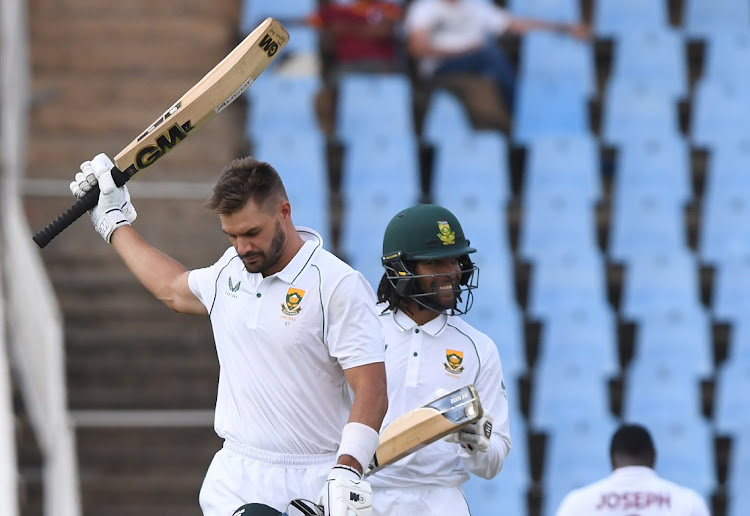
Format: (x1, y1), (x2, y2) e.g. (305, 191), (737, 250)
(32, 166), (131, 248)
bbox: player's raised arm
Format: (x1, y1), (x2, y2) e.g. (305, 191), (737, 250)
(69, 153), (206, 315)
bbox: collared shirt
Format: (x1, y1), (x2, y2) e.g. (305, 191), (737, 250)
(555, 466), (711, 516)
(406, 0), (513, 75)
(188, 228), (385, 456)
(368, 305), (511, 488)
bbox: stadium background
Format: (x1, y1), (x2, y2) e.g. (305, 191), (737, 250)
(2, 0), (750, 515)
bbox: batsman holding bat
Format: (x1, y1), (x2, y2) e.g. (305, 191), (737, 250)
(69, 155), (388, 516)
(369, 204), (512, 514)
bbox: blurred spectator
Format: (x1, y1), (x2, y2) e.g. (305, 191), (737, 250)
(308, 0), (404, 76)
(554, 424), (711, 516)
(405, 0), (589, 112)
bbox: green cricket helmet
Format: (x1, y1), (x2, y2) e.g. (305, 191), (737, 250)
(381, 204), (479, 314)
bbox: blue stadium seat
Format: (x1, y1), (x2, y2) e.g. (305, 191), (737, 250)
(519, 192), (598, 263)
(593, 0), (670, 38)
(507, 0), (581, 23)
(536, 303), (618, 377)
(518, 32), (595, 97)
(523, 134), (601, 204)
(463, 418), (529, 516)
(609, 29), (687, 100)
(703, 138), (750, 199)
(703, 31), (750, 84)
(463, 302), (525, 380)
(607, 190), (687, 263)
(252, 133), (330, 243)
(336, 73), (413, 142)
(422, 89), (474, 144)
(614, 137), (692, 205)
(527, 247), (607, 320)
(631, 305), (713, 377)
(339, 134), (420, 288)
(714, 361), (750, 436)
(712, 256), (750, 323)
(602, 80), (680, 146)
(622, 361), (704, 423)
(727, 432), (750, 501)
(691, 79), (750, 148)
(727, 318), (750, 365)
(513, 76), (590, 144)
(446, 201), (512, 262)
(531, 355), (613, 430)
(283, 25), (319, 58)
(542, 416), (619, 516)
(246, 74), (321, 140)
(646, 418), (715, 499)
(620, 250), (701, 321)
(240, 0), (318, 37)
(432, 131), (511, 206)
(699, 188), (750, 265)
(683, 0), (750, 39)
(728, 477), (750, 516)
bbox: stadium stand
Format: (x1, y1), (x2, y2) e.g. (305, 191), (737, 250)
(592, 0), (670, 38)
(15, 0), (750, 514)
(609, 29), (687, 100)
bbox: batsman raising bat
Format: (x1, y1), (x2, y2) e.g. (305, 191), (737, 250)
(69, 153), (388, 515)
(369, 204), (512, 515)
(59, 18), (387, 516)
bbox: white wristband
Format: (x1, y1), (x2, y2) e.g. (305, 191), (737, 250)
(337, 422), (380, 473)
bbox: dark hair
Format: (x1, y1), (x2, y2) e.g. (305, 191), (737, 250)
(206, 157), (288, 215)
(610, 424), (656, 463)
(376, 261), (417, 314)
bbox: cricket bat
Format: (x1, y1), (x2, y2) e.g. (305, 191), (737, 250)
(235, 385), (483, 516)
(233, 384), (482, 516)
(32, 17), (289, 248)
(366, 384), (482, 475)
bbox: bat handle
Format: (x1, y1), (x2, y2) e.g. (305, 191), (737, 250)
(32, 166), (131, 248)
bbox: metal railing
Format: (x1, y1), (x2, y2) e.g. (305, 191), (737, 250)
(1, 0), (81, 515)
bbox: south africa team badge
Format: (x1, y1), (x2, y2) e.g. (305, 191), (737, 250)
(444, 349), (464, 374)
(281, 287), (305, 316)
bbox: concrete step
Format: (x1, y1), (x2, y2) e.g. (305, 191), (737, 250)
(46, 0), (239, 20)
(68, 380), (218, 410)
(25, 126), (242, 180)
(30, 17), (229, 47)
(25, 196), (230, 260)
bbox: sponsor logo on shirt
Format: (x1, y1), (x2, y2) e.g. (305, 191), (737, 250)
(436, 220), (456, 245)
(225, 277), (241, 299)
(281, 287), (305, 316)
(444, 349), (464, 374)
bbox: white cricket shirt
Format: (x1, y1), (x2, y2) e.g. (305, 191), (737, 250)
(188, 228), (385, 456)
(555, 466), (711, 516)
(368, 306), (512, 488)
(406, 0), (513, 75)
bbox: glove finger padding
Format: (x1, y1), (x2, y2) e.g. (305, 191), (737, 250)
(74, 153), (137, 242)
(319, 465), (372, 516)
(70, 161), (98, 199)
(444, 413), (493, 454)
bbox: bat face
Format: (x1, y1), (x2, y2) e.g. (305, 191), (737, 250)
(114, 17), (289, 177)
(366, 384), (482, 475)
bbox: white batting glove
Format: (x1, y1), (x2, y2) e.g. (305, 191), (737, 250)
(444, 413), (494, 454)
(70, 153), (137, 243)
(318, 465), (372, 516)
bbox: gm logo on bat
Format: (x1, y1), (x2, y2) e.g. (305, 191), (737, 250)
(134, 121), (194, 170)
(258, 34), (279, 56)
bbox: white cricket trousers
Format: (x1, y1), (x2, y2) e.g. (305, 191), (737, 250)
(372, 484), (471, 516)
(199, 440), (335, 516)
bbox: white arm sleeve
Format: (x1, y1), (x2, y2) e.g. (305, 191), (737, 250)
(457, 337), (511, 479)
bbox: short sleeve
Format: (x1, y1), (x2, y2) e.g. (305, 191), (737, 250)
(325, 271), (386, 369)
